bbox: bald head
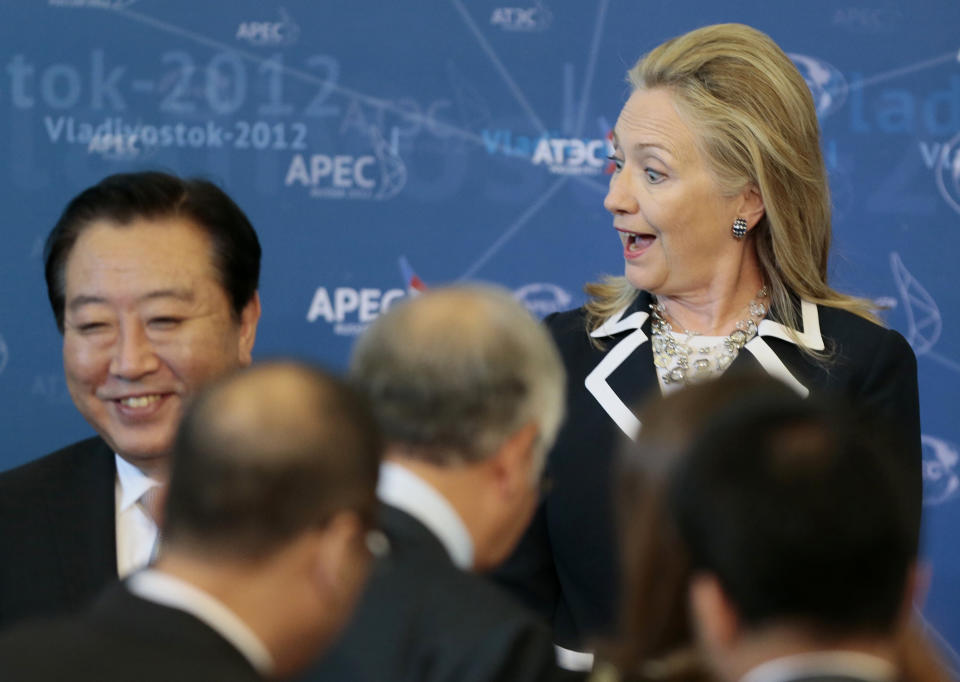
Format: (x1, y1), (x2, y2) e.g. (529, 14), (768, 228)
(350, 285), (565, 468)
(163, 362), (381, 559)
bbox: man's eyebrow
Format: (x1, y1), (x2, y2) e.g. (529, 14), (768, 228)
(67, 288), (195, 311)
(67, 295), (107, 311)
(139, 288), (195, 303)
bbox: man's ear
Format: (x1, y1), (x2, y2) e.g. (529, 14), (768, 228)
(737, 184), (765, 230)
(237, 291), (261, 366)
(489, 422), (539, 498)
(689, 573), (740, 653)
(310, 511), (366, 598)
(898, 561), (930, 629)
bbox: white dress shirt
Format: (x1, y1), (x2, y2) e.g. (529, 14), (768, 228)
(115, 455), (162, 577)
(376, 461), (474, 570)
(127, 569), (274, 675)
(740, 650), (897, 682)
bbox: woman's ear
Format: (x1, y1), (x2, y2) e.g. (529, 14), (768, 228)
(739, 185), (766, 230)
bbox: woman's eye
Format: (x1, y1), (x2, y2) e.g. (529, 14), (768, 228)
(607, 155), (624, 172)
(645, 168), (665, 183)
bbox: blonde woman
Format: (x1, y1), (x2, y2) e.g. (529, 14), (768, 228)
(494, 23), (921, 669)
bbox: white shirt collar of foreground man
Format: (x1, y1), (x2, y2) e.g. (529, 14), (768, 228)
(740, 650), (897, 682)
(376, 460), (474, 570)
(127, 569), (274, 675)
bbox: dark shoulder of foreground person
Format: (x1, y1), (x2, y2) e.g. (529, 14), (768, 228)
(406, 546), (573, 682)
(0, 436), (109, 481)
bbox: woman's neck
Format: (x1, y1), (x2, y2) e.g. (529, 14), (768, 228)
(654, 262), (766, 336)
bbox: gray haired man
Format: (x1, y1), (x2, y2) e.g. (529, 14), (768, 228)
(306, 285), (577, 682)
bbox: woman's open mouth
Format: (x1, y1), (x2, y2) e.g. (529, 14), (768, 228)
(617, 229), (656, 259)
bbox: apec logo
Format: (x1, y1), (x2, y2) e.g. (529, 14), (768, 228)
(788, 54), (848, 119)
(531, 137), (610, 175)
(236, 8), (299, 47)
(922, 435), (960, 506)
(490, 2), (552, 32)
(514, 283), (572, 318)
(285, 128), (406, 200)
(306, 287), (406, 337)
(832, 7), (903, 34)
(482, 128), (612, 175)
(285, 152), (406, 200)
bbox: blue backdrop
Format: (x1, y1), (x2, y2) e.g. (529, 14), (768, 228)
(1, 0), (958, 671)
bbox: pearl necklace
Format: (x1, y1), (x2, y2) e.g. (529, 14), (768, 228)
(650, 286), (769, 385)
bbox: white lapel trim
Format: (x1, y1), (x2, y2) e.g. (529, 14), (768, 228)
(757, 300), (825, 351)
(745, 299), (825, 398)
(585, 306), (648, 440)
(585, 299), (825, 432)
(590, 306), (650, 339)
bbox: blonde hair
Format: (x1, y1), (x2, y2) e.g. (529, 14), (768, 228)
(586, 23), (878, 350)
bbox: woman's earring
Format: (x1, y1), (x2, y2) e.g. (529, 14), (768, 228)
(732, 217), (748, 240)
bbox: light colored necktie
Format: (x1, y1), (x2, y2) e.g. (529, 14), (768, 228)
(139, 484), (165, 562)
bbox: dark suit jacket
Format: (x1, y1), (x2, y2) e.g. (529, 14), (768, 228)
(0, 437), (118, 631)
(494, 293), (922, 649)
(304, 504), (580, 682)
(0, 583), (262, 681)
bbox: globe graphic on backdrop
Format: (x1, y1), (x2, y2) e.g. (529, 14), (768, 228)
(368, 126), (407, 201)
(935, 129), (960, 217)
(922, 435), (960, 506)
(789, 53), (848, 119)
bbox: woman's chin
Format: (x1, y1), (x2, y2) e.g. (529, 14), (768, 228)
(624, 263), (663, 294)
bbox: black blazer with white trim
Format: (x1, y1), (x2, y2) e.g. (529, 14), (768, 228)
(493, 291), (921, 650)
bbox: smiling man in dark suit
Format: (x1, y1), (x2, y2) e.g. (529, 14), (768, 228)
(0, 171), (262, 630)
(305, 285), (576, 682)
(0, 361), (382, 681)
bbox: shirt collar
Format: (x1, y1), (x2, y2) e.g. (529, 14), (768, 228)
(376, 461), (475, 570)
(115, 454), (161, 513)
(589, 292), (825, 352)
(127, 569), (274, 675)
(741, 650), (897, 682)
(590, 291), (652, 338)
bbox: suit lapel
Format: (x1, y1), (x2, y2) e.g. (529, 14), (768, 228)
(45, 438), (118, 605)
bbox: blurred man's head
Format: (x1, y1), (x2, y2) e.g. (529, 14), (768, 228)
(674, 391), (919, 680)
(350, 285), (565, 570)
(160, 361), (382, 677)
(44, 171), (262, 474)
